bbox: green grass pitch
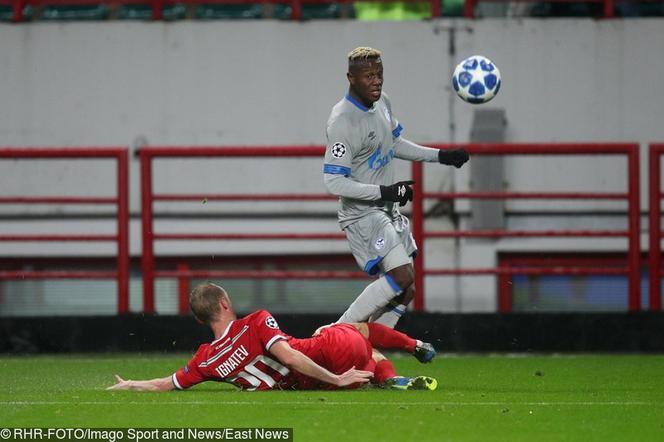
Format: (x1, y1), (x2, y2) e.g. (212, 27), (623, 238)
(1, 354), (663, 441)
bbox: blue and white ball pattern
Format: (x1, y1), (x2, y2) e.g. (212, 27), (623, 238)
(452, 55), (501, 104)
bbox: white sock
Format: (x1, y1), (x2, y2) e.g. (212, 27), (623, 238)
(337, 275), (402, 324)
(370, 304), (408, 328)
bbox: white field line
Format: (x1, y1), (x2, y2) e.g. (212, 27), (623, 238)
(0, 401), (659, 406)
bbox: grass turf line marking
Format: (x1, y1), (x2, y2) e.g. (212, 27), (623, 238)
(1, 401), (658, 406)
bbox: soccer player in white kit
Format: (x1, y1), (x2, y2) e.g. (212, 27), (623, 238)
(323, 47), (469, 328)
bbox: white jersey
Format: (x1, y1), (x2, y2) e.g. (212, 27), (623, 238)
(323, 93), (404, 228)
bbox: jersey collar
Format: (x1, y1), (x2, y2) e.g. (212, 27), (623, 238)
(211, 320), (234, 345)
(345, 94), (376, 113)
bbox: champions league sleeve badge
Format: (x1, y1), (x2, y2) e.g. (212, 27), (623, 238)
(331, 142), (346, 159)
(265, 316), (279, 329)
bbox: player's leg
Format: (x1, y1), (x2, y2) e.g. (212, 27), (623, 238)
(368, 262), (414, 327)
(322, 326), (396, 385)
(371, 348), (437, 391)
(325, 325), (437, 390)
(315, 324), (374, 390)
(338, 214), (408, 323)
(369, 214), (419, 327)
(336, 274), (403, 323)
(367, 285), (414, 324)
(351, 321), (436, 363)
(370, 348), (397, 385)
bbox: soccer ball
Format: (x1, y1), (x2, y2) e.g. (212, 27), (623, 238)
(452, 55), (501, 104)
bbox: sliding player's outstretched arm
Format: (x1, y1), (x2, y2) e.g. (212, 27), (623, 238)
(269, 340), (372, 388)
(106, 374), (175, 392)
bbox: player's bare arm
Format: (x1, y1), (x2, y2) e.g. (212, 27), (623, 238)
(106, 374), (175, 392)
(269, 340), (372, 388)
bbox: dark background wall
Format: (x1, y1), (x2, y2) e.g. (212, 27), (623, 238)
(2, 313), (663, 354)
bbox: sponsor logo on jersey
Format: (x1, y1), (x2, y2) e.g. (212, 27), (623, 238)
(331, 142), (346, 159)
(368, 146), (395, 170)
(375, 237), (386, 250)
(368, 131), (376, 140)
(265, 316), (279, 330)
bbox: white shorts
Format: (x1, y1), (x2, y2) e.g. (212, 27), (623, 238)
(344, 211), (417, 276)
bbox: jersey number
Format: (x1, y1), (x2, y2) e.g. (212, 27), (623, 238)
(230, 355), (289, 391)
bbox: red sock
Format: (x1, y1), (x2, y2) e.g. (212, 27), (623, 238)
(367, 323), (417, 353)
(373, 359), (397, 385)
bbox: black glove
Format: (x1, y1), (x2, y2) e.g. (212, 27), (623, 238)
(438, 149), (469, 168)
(380, 180), (415, 207)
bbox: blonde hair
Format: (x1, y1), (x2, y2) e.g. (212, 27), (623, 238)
(348, 47), (382, 69)
(189, 282), (228, 325)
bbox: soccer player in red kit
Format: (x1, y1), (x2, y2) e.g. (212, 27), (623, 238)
(108, 283), (437, 392)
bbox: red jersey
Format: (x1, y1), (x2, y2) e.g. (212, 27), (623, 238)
(173, 310), (296, 391)
(172, 310), (374, 391)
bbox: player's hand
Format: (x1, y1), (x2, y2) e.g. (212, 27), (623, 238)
(438, 148), (469, 168)
(380, 180), (415, 207)
(335, 366), (374, 387)
(106, 374), (133, 390)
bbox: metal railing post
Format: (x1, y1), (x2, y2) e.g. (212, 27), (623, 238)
(627, 144), (641, 311)
(117, 149), (130, 314)
(177, 262), (190, 315)
(411, 161), (425, 311)
(649, 145), (663, 311)
(140, 150), (156, 313)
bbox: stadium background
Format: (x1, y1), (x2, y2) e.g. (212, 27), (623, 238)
(1, 16), (664, 351)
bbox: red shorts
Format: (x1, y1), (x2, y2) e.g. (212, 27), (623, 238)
(288, 324), (375, 390)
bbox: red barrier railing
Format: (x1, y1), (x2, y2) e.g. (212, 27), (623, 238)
(648, 144), (664, 311)
(139, 145), (370, 314)
(141, 143), (641, 314)
(411, 143), (641, 312)
(0, 147), (130, 313)
(0, 144), (644, 314)
(4, 0), (440, 22)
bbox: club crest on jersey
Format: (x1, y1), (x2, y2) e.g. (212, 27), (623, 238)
(331, 142), (346, 159)
(375, 237), (386, 250)
(265, 316), (279, 330)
